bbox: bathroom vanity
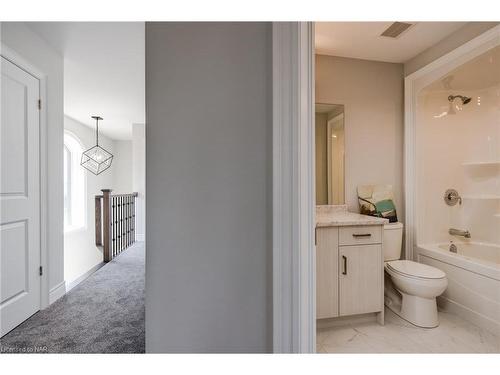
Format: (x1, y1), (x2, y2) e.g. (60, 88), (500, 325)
(316, 205), (388, 325)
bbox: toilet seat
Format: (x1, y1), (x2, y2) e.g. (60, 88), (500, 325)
(385, 260), (446, 280)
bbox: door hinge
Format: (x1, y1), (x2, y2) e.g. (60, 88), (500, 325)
(39, 266), (43, 276)
(38, 99), (41, 110)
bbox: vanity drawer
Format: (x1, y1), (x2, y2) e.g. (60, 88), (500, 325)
(339, 225), (382, 245)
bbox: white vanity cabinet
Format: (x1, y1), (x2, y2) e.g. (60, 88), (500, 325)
(316, 223), (385, 324)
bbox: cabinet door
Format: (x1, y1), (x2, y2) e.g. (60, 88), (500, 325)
(339, 244), (382, 316)
(316, 227), (339, 319)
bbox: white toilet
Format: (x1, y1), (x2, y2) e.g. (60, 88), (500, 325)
(383, 222), (448, 328)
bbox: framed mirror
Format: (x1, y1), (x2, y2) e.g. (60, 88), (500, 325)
(315, 103), (345, 205)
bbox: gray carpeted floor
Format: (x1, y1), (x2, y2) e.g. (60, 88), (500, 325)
(0, 242), (145, 354)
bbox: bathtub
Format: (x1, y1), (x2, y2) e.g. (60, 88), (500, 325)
(416, 242), (500, 335)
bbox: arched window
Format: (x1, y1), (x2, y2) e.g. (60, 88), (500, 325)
(64, 131), (86, 231)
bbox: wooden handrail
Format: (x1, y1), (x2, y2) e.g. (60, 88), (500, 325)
(95, 192), (139, 199)
(95, 189), (139, 262)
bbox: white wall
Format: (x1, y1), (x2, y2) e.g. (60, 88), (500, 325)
(1, 22), (65, 295)
(64, 116), (133, 284)
(64, 116), (113, 283)
(315, 54), (405, 219)
(132, 123), (145, 241)
(112, 139), (133, 194)
(145, 22), (272, 353)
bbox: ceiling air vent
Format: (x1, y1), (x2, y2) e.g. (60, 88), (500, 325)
(380, 22), (414, 38)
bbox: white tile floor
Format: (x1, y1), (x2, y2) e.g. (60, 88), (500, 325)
(317, 308), (500, 353)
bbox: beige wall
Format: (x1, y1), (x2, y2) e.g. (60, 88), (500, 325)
(315, 55), (404, 220)
(404, 22), (499, 76)
(315, 112), (328, 204)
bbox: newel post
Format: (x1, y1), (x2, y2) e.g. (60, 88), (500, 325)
(95, 196), (102, 246)
(102, 189), (112, 262)
(133, 192), (138, 243)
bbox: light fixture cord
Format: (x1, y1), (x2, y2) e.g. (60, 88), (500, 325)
(96, 118), (99, 146)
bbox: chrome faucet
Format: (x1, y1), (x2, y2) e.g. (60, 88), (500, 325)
(449, 228), (471, 238)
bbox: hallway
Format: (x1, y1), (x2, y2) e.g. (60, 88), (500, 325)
(0, 243), (145, 353)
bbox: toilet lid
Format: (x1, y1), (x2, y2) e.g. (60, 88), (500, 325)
(386, 260), (446, 279)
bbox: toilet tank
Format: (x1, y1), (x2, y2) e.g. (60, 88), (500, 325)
(383, 222), (403, 261)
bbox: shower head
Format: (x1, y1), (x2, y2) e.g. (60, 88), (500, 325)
(448, 95), (472, 105)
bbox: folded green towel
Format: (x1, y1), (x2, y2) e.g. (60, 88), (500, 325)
(375, 199), (397, 223)
(358, 197), (398, 223)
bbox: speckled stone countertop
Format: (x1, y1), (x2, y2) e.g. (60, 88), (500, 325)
(316, 205), (388, 227)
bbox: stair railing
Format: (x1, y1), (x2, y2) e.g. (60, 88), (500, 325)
(95, 189), (138, 262)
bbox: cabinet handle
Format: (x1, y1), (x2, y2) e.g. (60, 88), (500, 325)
(352, 233), (371, 238)
(342, 255), (347, 275)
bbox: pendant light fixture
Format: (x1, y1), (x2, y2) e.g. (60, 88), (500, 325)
(81, 116), (113, 175)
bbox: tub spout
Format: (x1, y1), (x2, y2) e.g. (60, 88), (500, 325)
(449, 228), (471, 238)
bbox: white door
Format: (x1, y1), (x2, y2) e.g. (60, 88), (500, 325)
(0, 56), (41, 337)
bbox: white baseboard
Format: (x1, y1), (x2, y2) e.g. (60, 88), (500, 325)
(65, 262), (105, 292)
(437, 296), (500, 336)
(48, 281), (66, 305)
(136, 234), (145, 242)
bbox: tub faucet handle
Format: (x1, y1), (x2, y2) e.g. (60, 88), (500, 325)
(444, 189), (462, 206)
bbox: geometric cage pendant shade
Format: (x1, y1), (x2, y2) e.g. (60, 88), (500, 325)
(80, 116), (114, 175)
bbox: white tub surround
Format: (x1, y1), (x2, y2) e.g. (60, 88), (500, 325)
(405, 26), (500, 335)
(404, 26), (500, 260)
(315, 205), (387, 326)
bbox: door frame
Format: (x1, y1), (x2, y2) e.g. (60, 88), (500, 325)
(272, 22), (315, 353)
(1, 44), (49, 309)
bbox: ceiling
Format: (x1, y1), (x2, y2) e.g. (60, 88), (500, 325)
(315, 22), (468, 63)
(27, 22), (145, 140)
